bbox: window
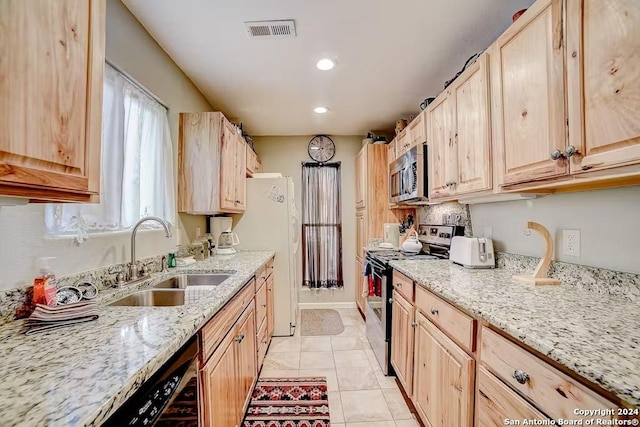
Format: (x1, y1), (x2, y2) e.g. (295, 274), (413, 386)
(301, 162), (343, 288)
(45, 64), (175, 243)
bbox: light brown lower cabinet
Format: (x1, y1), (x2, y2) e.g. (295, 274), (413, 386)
(391, 290), (415, 397)
(266, 274), (275, 338)
(355, 258), (366, 315)
(200, 323), (241, 427)
(200, 299), (257, 427)
(413, 311), (475, 427)
(476, 366), (548, 426)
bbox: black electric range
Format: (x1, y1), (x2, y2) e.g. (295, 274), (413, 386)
(364, 224), (464, 375)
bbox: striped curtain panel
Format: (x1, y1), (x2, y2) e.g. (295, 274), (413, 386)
(302, 163), (344, 288)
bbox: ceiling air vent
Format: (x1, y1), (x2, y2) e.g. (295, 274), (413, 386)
(245, 20), (296, 39)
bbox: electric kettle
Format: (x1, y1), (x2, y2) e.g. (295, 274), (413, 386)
(216, 231), (240, 255)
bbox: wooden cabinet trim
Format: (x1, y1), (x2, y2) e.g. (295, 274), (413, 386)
(392, 270), (415, 302)
(476, 366), (549, 426)
(480, 326), (617, 421)
(415, 285), (476, 353)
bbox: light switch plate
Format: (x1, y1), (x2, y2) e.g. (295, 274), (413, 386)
(562, 229), (580, 257)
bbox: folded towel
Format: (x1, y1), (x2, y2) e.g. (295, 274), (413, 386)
(175, 256), (197, 267)
(25, 301), (99, 335)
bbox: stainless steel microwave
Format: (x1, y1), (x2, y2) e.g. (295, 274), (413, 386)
(389, 144), (428, 204)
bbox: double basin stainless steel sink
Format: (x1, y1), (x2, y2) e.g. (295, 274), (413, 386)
(108, 273), (231, 307)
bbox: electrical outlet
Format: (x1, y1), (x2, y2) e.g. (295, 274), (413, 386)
(195, 226), (201, 238)
(483, 226), (493, 239)
(562, 229), (580, 257)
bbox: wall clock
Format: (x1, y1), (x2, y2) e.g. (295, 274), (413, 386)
(308, 135), (335, 162)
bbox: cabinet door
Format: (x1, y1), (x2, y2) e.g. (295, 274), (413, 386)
(356, 147), (367, 209)
(387, 140), (396, 164)
(566, 0), (640, 173)
(355, 211), (366, 260)
(235, 135), (247, 211)
(235, 303), (257, 419)
(390, 291), (414, 397)
(266, 275), (275, 338)
(427, 94), (456, 199)
(453, 54), (492, 195)
(409, 113), (426, 149)
(220, 122), (237, 211)
(355, 258), (365, 314)
(0, 0), (104, 201)
(396, 128), (410, 156)
(492, 0), (567, 186)
(413, 312), (474, 427)
(200, 330), (238, 427)
(179, 113), (222, 213)
(476, 367), (548, 427)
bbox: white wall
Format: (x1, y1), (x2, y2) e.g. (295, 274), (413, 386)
(254, 136), (362, 304)
(470, 186), (640, 274)
(0, 0), (212, 291)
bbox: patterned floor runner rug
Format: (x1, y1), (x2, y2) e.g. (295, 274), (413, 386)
(243, 377), (330, 427)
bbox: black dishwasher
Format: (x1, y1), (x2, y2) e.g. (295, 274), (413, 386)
(103, 336), (200, 427)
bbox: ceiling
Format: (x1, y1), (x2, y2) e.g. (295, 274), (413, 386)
(122, 0), (534, 136)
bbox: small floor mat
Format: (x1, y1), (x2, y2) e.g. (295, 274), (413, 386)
(300, 309), (345, 336)
(243, 377), (330, 427)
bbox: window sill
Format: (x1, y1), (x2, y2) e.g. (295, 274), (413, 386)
(43, 227), (168, 241)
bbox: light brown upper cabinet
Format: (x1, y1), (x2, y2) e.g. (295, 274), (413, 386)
(179, 112), (246, 214)
(246, 148), (261, 176)
(396, 128), (411, 157)
(566, 0), (640, 174)
(491, 0), (567, 187)
(0, 0), (105, 202)
(427, 93), (457, 200)
(355, 147), (367, 210)
(453, 54), (492, 195)
(408, 112), (427, 150)
(428, 53), (492, 200)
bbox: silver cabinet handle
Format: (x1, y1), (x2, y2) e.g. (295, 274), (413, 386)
(513, 369), (530, 384)
(550, 149), (564, 160)
(388, 298), (394, 304)
(430, 308), (439, 315)
(564, 145), (579, 157)
(411, 321), (418, 327)
(396, 282), (402, 287)
(261, 304), (267, 307)
(235, 333), (245, 344)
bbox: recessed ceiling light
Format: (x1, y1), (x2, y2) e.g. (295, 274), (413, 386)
(314, 106), (329, 114)
(316, 59), (336, 71)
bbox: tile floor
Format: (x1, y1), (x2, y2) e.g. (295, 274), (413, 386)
(260, 308), (420, 427)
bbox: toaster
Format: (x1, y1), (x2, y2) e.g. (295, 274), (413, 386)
(449, 236), (495, 269)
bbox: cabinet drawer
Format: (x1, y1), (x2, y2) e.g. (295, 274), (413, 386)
(392, 270), (414, 302)
(255, 281), (267, 328)
(476, 366), (548, 426)
(257, 317), (269, 368)
(200, 279), (255, 363)
(415, 285), (475, 352)
(480, 327), (616, 422)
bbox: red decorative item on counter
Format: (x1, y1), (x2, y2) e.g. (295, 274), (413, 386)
(368, 274), (375, 296)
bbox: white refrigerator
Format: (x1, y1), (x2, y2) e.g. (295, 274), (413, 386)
(234, 175), (300, 336)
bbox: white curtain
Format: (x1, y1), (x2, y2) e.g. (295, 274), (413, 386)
(45, 64), (175, 243)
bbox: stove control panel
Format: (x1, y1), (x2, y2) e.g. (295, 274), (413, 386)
(418, 224), (464, 247)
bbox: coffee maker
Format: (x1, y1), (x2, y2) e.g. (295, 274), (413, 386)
(209, 217), (240, 254)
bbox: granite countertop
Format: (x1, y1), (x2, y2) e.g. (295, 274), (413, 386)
(389, 259), (640, 407)
(0, 250), (275, 427)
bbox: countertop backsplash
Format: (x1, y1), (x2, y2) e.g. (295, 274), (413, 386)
(497, 252), (640, 301)
(417, 203), (472, 236)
